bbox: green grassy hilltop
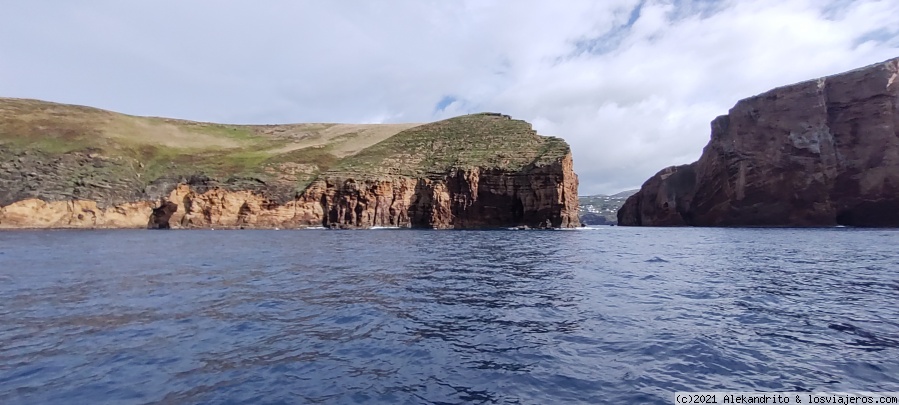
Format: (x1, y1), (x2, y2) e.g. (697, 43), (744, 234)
(0, 98), (570, 206)
(329, 113), (569, 177)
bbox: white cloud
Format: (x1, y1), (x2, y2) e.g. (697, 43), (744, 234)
(0, 0), (897, 194)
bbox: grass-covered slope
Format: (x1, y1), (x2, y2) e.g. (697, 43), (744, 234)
(0, 98), (419, 202)
(330, 113), (570, 177)
(0, 98), (571, 206)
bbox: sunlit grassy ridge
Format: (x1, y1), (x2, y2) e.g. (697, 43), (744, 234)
(0, 99), (570, 200)
(330, 113), (570, 177)
(0, 98), (420, 193)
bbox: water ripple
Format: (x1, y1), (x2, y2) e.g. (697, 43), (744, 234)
(0, 228), (897, 404)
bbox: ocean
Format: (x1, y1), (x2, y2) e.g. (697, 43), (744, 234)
(1, 228), (897, 404)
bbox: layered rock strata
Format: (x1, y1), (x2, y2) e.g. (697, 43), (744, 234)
(0, 106), (579, 229)
(309, 155), (579, 229)
(619, 57), (899, 227)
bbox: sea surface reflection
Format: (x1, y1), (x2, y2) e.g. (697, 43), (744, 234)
(1, 228), (898, 404)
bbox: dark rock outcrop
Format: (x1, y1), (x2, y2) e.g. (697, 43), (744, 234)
(620, 57), (899, 227)
(303, 154), (580, 229)
(148, 201), (178, 229)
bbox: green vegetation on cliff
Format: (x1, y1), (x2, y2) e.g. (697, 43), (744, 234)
(0, 98), (422, 200)
(330, 113), (570, 177)
(0, 98), (571, 206)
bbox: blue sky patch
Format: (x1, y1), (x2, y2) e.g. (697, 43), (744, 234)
(434, 95), (458, 113)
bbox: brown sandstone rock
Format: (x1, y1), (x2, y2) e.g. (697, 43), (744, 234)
(0, 112), (579, 230)
(0, 199), (153, 229)
(619, 57), (899, 227)
(0, 155), (579, 230)
(304, 152), (580, 229)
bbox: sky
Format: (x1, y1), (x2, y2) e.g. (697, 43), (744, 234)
(1, 0), (898, 195)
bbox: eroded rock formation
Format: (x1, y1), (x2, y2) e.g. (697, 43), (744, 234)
(308, 154), (579, 229)
(619, 57), (899, 227)
(0, 158), (579, 229)
(0, 110), (579, 229)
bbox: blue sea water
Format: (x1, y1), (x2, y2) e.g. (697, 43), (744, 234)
(0, 228), (898, 404)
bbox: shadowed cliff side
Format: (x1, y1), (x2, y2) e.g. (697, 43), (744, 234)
(619, 57), (899, 227)
(0, 100), (578, 229)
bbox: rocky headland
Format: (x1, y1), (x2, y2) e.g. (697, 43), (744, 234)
(619, 57), (899, 227)
(0, 99), (579, 229)
(579, 190), (638, 225)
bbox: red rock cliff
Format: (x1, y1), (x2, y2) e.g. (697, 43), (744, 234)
(304, 152), (579, 229)
(0, 110), (579, 229)
(619, 57), (899, 227)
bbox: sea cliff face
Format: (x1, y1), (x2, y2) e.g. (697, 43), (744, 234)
(309, 154), (579, 229)
(0, 103), (578, 229)
(619, 57), (899, 227)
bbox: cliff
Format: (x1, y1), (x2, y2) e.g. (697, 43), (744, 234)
(619, 57), (899, 227)
(0, 99), (579, 229)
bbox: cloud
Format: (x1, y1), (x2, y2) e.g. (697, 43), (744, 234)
(0, 0), (897, 194)
(482, 0), (899, 193)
